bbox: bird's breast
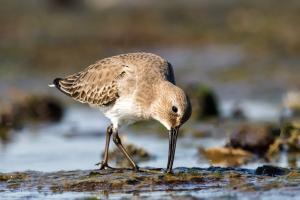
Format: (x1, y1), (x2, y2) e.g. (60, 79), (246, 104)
(101, 96), (145, 127)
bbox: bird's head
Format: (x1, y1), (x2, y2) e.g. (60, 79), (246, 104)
(150, 81), (192, 172)
(151, 81), (192, 131)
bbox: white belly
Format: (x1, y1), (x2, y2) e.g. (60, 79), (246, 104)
(100, 96), (142, 128)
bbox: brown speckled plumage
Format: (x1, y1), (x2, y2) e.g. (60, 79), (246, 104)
(54, 52), (175, 108)
(51, 52), (192, 172)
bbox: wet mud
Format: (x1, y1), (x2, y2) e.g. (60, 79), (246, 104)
(0, 166), (299, 196)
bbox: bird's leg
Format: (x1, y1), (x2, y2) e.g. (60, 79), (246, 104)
(96, 124), (114, 170)
(112, 129), (139, 171)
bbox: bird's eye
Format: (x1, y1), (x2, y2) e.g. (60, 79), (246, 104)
(172, 106), (178, 113)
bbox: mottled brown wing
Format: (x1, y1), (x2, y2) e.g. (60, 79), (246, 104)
(54, 62), (125, 106)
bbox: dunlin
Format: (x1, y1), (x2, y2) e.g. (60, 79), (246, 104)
(49, 52), (192, 173)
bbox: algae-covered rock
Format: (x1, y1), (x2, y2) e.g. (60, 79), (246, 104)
(199, 147), (254, 167)
(0, 167), (299, 195)
(185, 84), (219, 120)
(0, 110), (19, 143)
(255, 165), (290, 176)
(0, 126), (11, 144)
(280, 122), (300, 152)
(0, 95), (64, 143)
(0, 95), (63, 128)
(0, 172), (28, 182)
(23, 95), (64, 123)
(267, 138), (282, 157)
(227, 124), (279, 156)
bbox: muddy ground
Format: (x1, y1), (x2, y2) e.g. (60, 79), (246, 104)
(0, 166), (299, 199)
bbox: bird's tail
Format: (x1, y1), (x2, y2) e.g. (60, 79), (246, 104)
(48, 78), (62, 88)
(48, 78), (72, 97)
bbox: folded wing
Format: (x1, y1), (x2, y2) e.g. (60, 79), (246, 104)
(53, 62), (125, 106)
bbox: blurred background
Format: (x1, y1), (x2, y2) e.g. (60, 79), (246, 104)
(0, 0), (299, 173)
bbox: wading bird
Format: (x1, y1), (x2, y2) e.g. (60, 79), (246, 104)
(49, 52), (191, 173)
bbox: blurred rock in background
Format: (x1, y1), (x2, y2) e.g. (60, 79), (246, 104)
(280, 90), (300, 123)
(226, 124), (280, 156)
(199, 146), (254, 167)
(186, 84), (219, 120)
(0, 94), (64, 143)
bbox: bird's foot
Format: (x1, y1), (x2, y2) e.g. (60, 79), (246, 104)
(165, 169), (174, 174)
(132, 165), (140, 172)
(95, 161), (114, 170)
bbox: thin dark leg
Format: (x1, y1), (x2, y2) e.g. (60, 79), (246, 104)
(96, 124), (114, 170)
(112, 130), (139, 171)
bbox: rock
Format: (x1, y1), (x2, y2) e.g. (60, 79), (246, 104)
(199, 147), (254, 167)
(0, 167), (298, 195)
(266, 122), (299, 166)
(0, 108), (20, 143)
(286, 131), (300, 152)
(255, 165), (290, 176)
(0, 105), (23, 130)
(287, 152), (300, 169)
(227, 124), (280, 156)
(0, 125), (11, 144)
(105, 144), (153, 168)
(0, 172), (28, 182)
(280, 122), (300, 152)
(0, 95), (64, 126)
(0, 95), (64, 143)
(185, 84), (219, 120)
(266, 138), (283, 157)
(24, 95), (64, 123)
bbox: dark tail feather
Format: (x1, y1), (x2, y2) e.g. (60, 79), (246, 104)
(50, 78), (72, 96)
(53, 78), (62, 88)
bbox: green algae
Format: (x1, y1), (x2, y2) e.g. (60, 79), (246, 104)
(255, 165), (290, 176)
(0, 172), (28, 182)
(0, 166), (298, 195)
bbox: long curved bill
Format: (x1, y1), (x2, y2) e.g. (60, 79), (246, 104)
(166, 126), (179, 173)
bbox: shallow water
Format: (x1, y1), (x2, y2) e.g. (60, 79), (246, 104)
(0, 101), (297, 173)
(2, 188), (299, 200)
(220, 99), (282, 122)
(0, 107), (215, 172)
